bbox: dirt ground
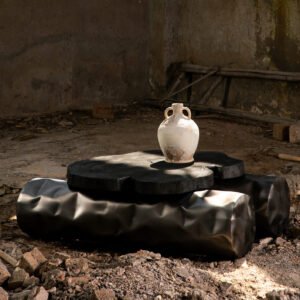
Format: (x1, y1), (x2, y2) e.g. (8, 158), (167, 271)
(0, 105), (299, 299)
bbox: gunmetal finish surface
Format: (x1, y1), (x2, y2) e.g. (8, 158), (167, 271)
(17, 178), (255, 258)
(67, 151), (244, 194)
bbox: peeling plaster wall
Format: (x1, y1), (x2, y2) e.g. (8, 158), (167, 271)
(0, 0), (149, 117)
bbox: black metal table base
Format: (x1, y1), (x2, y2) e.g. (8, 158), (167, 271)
(17, 178), (255, 258)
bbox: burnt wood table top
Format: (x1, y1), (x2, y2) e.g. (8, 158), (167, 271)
(67, 151), (244, 195)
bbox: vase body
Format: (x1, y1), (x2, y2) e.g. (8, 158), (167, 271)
(157, 103), (200, 163)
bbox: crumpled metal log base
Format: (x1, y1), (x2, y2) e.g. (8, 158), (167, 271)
(17, 178), (255, 258)
(213, 175), (290, 237)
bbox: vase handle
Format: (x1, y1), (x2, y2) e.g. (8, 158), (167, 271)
(164, 107), (173, 119)
(183, 107), (191, 119)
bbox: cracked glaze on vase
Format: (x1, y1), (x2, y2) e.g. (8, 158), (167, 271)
(157, 103), (200, 163)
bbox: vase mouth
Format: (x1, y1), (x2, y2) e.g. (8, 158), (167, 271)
(172, 102), (183, 107)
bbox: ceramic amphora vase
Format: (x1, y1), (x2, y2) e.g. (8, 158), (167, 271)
(157, 103), (200, 163)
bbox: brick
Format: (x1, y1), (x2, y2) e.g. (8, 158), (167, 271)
(0, 260), (10, 285)
(92, 104), (116, 120)
(272, 123), (290, 141)
(289, 123), (300, 143)
(31, 248), (47, 266)
(7, 267), (29, 290)
(19, 252), (39, 274)
(19, 248), (47, 274)
(0, 287), (8, 300)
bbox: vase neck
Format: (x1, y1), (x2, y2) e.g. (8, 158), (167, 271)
(172, 103), (183, 115)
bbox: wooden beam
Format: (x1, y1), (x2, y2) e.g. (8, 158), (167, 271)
(143, 99), (296, 124)
(278, 153), (300, 162)
(180, 63), (300, 82)
(166, 68), (218, 99)
(199, 76), (223, 105)
(221, 77), (232, 107)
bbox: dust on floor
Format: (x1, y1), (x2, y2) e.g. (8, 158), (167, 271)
(0, 106), (299, 299)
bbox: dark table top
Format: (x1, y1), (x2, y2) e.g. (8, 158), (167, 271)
(67, 150), (244, 195)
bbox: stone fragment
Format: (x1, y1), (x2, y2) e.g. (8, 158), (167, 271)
(275, 237), (286, 247)
(189, 290), (209, 300)
(175, 266), (192, 280)
(289, 123), (300, 143)
(65, 258), (89, 276)
(31, 249), (47, 265)
(23, 276), (40, 288)
(19, 253), (39, 274)
(19, 248), (47, 274)
(7, 267), (29, 290)
(119, 250), (161, 266)
(28, 286), (49, 300)
(92, 288), (116, 300)
(260, 237), (273, 246)
(10, 290), (31, 300)
(0, 260), (10, 285)
(136, 250), (161, 261)
(0, 250), (18, 267)
(47, 258), (63, 268)
(47, 287), (56, 295)
(273, 123), (290, 141)
(0, 287), (8, 300)
(265, 289), (300, 300)
(41, 270), (66, 289)
(58, 120), (74, 127)
(54, 252), (70, 261)
(66, 276), (89, 287)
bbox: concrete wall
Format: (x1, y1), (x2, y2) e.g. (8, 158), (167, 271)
(1, 1), (300, 118)
(0, 0), (149, 117)
(149, 0), (300, 118)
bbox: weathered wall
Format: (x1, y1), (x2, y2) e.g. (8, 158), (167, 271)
(1, 1), (300, 118)
(0, 0), (149, 117)
(149, 0), (300, 118)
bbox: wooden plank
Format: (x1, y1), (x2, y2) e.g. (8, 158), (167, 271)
(0, 249), (18, 267)
(199, 76), (223, 105)
(163, 71), (185, 102)
(278, 153), (300, 162)
(186, 72), (193, 102)
(143, 99), (296, 124)
(222, 77), (232, 107)
(180, 63), (300, 81)
(166, 68), (218, 99)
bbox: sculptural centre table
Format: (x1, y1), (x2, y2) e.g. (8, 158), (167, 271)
(17, 150), (290, 258)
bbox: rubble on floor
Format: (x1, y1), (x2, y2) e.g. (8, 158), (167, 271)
(0, 239), (298, 299)
(0, 108), (299, 299)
